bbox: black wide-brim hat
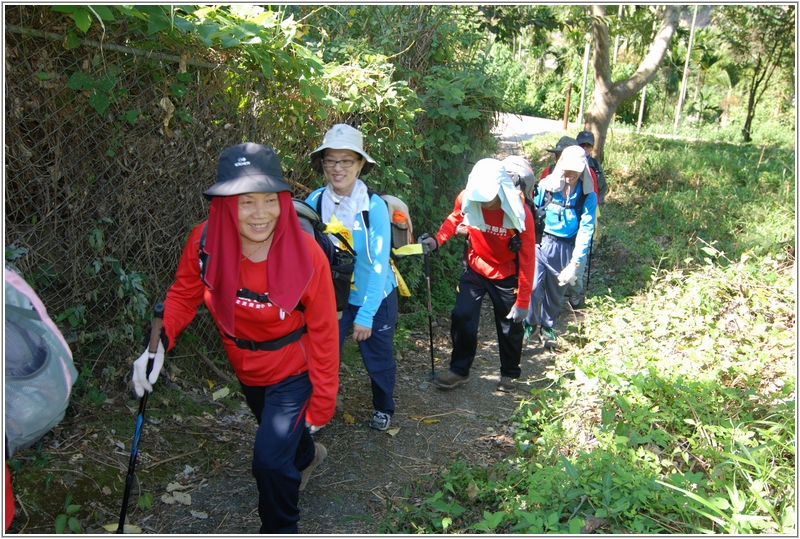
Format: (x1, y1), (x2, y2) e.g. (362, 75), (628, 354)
(203, 143), (292, 200)
(546, 136), (577, 154)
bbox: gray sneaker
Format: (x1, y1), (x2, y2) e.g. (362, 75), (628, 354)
(434, 369), (469, 389)
(369, 411), (391, 431)
(299, 443), (326, 491)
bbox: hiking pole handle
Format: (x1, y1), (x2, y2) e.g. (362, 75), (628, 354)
(117, 302), (164, 534)
(146, 302), (165, 374)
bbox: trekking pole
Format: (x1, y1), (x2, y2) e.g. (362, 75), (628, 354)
(117, 302), (164, 534)
(585, 239), (593, 293)
(424, 249), (435, 379)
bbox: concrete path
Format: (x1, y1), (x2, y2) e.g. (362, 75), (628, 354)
(492, 112), (565, 158)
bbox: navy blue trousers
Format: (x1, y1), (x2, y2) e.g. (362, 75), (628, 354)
(449, 268), (523, 379)
(240, 373), (315, 534)
(338, 288), (398, 415)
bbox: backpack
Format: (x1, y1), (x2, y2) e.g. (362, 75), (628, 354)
(315, 191), (414, 251)
(292, 199), (356, 312)
(315, 190), (416, 297)
(197, 201), (356, 313)
(5, 268), (78, 457)
(532, 164), (595, 244)
(587, 155), (607, 204)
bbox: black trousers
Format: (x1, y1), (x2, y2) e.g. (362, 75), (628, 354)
(449, 268), (523, 379)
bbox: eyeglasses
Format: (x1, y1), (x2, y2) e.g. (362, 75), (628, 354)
(321, 158), (358, 169)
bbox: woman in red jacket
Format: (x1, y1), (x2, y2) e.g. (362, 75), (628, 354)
(130, 143), (339, 533)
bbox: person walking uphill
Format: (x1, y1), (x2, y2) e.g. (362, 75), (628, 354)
(130, 143), (339, 534)
(524, 145), (597, 348)
(305, 124), (399, 432)
(418, 158), (535, 393)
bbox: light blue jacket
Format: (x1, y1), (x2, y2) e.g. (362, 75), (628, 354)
(306, 188), (397, 328)
(535, 180), (597, 265)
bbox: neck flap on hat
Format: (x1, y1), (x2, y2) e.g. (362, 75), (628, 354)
(202, 192), (313, 335)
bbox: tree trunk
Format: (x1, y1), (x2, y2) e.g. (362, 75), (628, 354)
(585, 5), (682, 162)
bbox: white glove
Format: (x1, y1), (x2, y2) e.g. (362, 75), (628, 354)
(558, 263), (578, 286)
(506, 305), (529, 323)
(305, 422), (323, 434)
(538, 168), (565, 193)
(132, 341), (165, 397)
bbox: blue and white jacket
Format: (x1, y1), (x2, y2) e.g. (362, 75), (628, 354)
(306, 187), (397, 328)
(535, 180), (598, 266)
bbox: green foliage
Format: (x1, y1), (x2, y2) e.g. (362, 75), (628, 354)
(382, 250), (795, 534)
(54, 493), (82, 534)
(383, 132), (795, 534)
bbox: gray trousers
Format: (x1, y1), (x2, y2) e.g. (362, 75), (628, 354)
(525, 235), (573, 329)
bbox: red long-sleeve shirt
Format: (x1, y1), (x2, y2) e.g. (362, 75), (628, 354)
(161, 222), (339, 427)
(434, 191), (536, 309)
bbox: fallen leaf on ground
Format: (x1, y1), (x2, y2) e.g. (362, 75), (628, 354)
(212, 387), (229, 401)
(343, 412), (355, 424)
(387, 427), (401, 436)
(423, 419), (440, 425)
(102, 523), (142, 533)
(581, 515), (607, 533)
(190, 510), (208, 519)
(161, 491), (192, 505)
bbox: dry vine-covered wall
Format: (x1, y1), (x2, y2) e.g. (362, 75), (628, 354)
(4, 6), (313, 379)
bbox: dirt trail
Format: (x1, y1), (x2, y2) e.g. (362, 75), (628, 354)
(137, 114), (581, 534)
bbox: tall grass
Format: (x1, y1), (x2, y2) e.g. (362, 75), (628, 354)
(379, 134), (796, 534)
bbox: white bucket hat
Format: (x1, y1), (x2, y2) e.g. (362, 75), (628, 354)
(309, 124), (376, 175)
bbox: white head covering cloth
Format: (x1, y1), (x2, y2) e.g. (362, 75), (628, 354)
(460, 158), (526, 231)
(538, 145), (594, 195)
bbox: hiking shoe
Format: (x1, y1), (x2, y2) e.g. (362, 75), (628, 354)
(299, 443), (327, 491)
(434, 369), (469, 389)
(497, 376), (517, 392)
(523, 321), (536, 343)
(567, 292), (585, 308)
(369, 411), (392, 431)
(541, 326), (559, 348)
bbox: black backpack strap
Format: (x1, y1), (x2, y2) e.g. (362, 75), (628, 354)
(361, 189), (385, 230)
(198, 222), (210, 285)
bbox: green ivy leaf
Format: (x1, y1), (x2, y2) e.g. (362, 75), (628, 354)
(175, 110), (193, 123)
(90, 5), (115, 20)
(64, 30), (82, 49)
(72, 8), (92, 33)
(55, 514), (67, 534)
(66, 72), (94, 91)
(170, 82), (188, 100)
(68, 516), (82, 533)
(121, 109), (140, 126)
(95, 74), (117, 94)
(88, 91), (110, 115)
